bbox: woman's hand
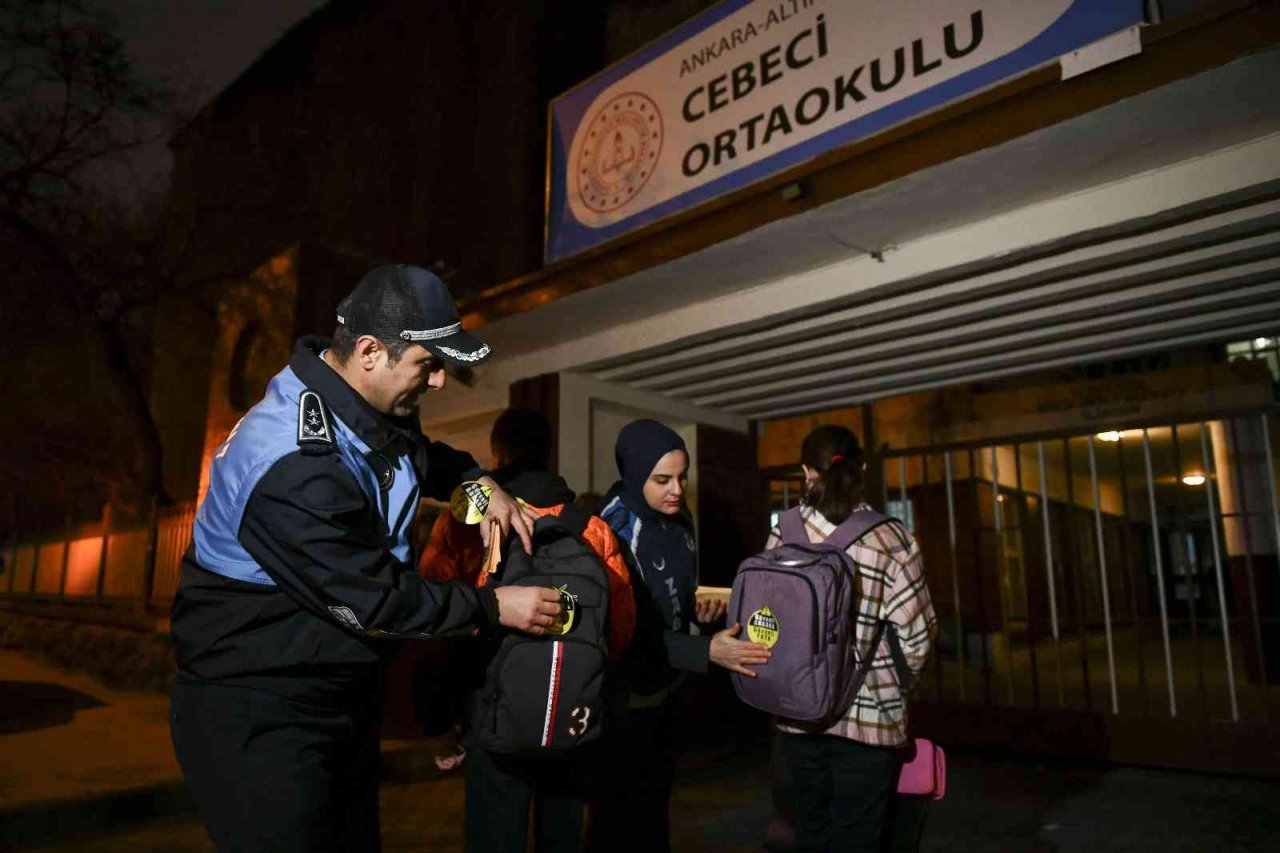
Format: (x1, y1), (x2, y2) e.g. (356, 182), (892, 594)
(709, 623), (771, 677)
(695, 596), (727, 626)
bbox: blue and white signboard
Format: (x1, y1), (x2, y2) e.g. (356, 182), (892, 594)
(546, 0), (1146, 261)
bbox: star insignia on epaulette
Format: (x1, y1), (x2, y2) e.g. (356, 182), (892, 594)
(297, 390), (335, 454)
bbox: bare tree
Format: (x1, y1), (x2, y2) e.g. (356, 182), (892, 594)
(0, 0), (169, 215)
(0, 0), (183, 528)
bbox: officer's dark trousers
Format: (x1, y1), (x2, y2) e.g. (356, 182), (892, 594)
(779, 732), (898, 853)
(585, 698), (679, 853)
(465, 744), (591, 852)
(171, 679), (382, 852)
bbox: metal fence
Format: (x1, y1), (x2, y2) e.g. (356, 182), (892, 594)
(874, 414), (1280, 727)
(2, 501), (196, 607)
(766, 410), (1280, 773)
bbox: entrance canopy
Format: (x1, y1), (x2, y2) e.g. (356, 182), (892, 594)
(450, 49), (1280, 425)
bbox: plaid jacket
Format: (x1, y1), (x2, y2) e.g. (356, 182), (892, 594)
(767, 504), (936, 747)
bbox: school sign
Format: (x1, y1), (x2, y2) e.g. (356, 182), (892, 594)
(545, 0), (1146, 261)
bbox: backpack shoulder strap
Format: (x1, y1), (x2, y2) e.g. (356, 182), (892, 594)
(532, 503), (591, 540)
(823, 508), (896, 552)
(777, 506), (808, 544)
(839, 616), (921, 715)
(841, 619), (887, 710)
(556, 503), (591, 538)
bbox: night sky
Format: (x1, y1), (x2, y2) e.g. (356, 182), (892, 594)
(99, 0), (328, 193)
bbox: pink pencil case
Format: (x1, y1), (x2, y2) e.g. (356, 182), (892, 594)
(897, 738), (946, 799)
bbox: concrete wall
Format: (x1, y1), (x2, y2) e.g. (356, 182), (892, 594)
(558, 371), (746, 497)
(160, 0), (675, 504)
(196, 250), (300, 504)
(453, 133), (1280, 411)
(164, 0), (629, 302)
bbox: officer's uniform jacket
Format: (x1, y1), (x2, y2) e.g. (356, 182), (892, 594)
(171, 338), (498, 703)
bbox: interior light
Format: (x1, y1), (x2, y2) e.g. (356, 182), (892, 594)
(1096, 430), (1122, 442)
(1255, 337), (1272, 349)
(1182, 473), (1206, 486)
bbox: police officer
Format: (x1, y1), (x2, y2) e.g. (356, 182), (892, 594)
(170, 264), (563, 852)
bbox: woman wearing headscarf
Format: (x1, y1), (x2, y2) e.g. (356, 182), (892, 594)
(588, 418), (771, 853)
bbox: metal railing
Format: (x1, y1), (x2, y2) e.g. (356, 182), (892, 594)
(868, 412), (1280, 727)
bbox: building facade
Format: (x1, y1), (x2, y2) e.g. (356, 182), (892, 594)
(418, 0), (1280, 773)
(20, 0), (1273, 772)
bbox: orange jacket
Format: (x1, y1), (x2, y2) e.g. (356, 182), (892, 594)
(418, 511), (486, 587)
(418, 505), (635, 664)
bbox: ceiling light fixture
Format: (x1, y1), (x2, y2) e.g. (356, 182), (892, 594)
(1096, 430), (1122, 442)
(1182, 473), (1206, 486)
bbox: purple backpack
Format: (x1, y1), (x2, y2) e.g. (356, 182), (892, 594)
(729, 506), (893, 723)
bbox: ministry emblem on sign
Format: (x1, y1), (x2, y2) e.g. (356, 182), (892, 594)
(576, 92), (662, 213)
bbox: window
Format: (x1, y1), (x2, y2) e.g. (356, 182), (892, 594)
(1226, 335), (1279, 381)
(886, 499), (915, 532)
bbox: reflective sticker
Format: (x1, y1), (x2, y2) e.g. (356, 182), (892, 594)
(746, 606), (780, 648)
(548, 585), (577, 635)
(450, 481), (492, 524)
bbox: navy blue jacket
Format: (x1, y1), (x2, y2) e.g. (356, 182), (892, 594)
(171, 338), (497, 703)
(600, 488), (709, 698)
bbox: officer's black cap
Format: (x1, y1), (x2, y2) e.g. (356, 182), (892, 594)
(336, 264), (492, 367)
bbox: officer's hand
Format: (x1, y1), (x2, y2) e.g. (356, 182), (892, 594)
(478, 477), (537, 554)
(495, 586), (564, 635)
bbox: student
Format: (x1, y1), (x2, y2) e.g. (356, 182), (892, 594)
(421, 408), (636, 853)
(417, 408), (554, 586)
(589, 418), (772, 853)
(412, 409), (556, 755)
(768, 425), (936, 853)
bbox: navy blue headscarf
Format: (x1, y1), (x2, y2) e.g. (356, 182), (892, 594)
(614, 419), (687, 522)
(606, 419), (700, 674)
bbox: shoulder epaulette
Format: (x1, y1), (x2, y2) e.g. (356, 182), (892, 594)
(297, 389), (336, 455)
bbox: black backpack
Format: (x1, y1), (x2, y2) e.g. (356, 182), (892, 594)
(467, 505), (611, 754)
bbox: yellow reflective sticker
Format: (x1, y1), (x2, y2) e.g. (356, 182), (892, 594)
(449, 481), (492, 525)
(746, 606), (779, 648)
(548, 586), (577, 635)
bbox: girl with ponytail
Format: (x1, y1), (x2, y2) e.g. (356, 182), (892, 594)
(800, 425), (867, 526)
(768, 425), (936, 853)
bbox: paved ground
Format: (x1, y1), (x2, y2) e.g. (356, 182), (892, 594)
(3, 650), (1280, 852)
(0, 652), (176, 809)
(17, 747), (1280, 852)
